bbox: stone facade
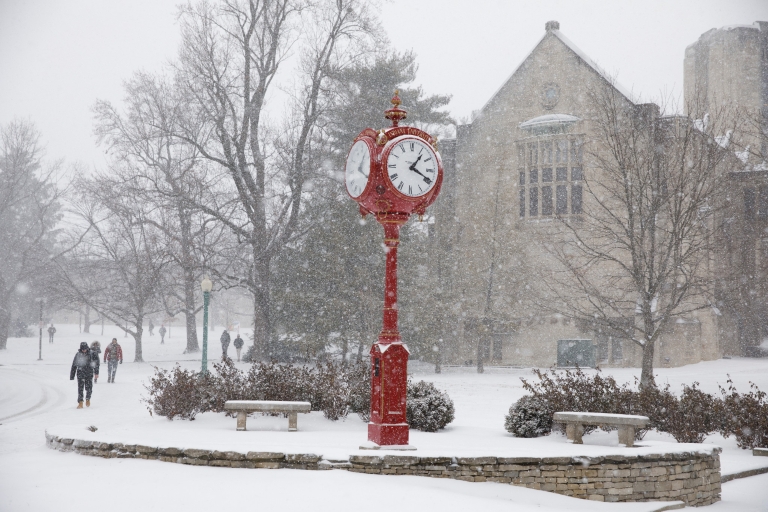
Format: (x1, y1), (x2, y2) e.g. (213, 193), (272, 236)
(436, 21), (735, 369)
(46, 431), (721, 507)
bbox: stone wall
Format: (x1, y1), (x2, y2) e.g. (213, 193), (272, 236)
(46, 432), (720, 507)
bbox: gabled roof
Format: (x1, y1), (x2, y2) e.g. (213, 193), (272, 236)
(477, 23), (634, 116)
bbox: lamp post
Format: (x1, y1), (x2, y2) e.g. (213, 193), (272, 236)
(201, 277), (212, 375)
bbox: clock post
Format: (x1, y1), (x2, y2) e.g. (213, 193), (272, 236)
(344, 92), (444, 447)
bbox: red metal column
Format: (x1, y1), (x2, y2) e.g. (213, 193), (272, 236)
(368, 212), (410, 446)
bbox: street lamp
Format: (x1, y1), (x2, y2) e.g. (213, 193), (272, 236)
(36, 298), (44, 361)
(200, 276), (212, 375)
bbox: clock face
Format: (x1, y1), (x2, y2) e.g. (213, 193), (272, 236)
(385, 137), (439, 197)
(345, 139), (372, 198)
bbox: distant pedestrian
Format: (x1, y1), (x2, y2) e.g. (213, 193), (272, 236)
(90, 341), (101, 383)
(104, 338), (123, 383)
(220, 329), (231, 359)
(148, 318), (155, 336)
(48, 324), (56, 344)
(70, 342), (99, 408)
(159, 325), (166, 344)
(233, 334), (244, 362)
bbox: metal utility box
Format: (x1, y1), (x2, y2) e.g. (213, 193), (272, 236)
(557, 339), (595, 368)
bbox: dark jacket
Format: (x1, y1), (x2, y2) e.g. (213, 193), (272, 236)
(48, 326), (56, 335)
(233, 336), (244, 349)
(220, 331), (231, 346)
(70, 344), (100, 380)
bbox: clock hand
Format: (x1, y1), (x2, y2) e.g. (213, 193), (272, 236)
(408, 154), (423, 171)
(409, 166), (432, 184)
(357, 159), (368, 178)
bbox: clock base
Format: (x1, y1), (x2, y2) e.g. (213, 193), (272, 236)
(367, 422), (409, 446)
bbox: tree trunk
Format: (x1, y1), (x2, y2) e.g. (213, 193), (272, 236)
(640, 338), (656, 389)
(252, 248), (272, 359)
(0, 292), (10, 350)
(133, 318), (144, 362)
(183, 273), (199, 353)
(83, 305), (91, 333)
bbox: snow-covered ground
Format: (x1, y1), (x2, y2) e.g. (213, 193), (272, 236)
(2, 323), (768, 511)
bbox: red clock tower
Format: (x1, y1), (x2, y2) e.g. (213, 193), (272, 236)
(344, 92), (444, 447)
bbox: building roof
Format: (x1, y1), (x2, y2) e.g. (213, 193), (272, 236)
(476, 21), (634, 117)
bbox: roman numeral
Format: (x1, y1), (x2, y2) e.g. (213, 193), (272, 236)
(425, 157), (432, 162)
(391, 153), (399, 159)
(399, 144), (405, 153)
(408, 185), (412, 195)
(419, 148), (423, 155)
(388, 164), (396, 168)
(398, 182), (404, 190)
(426, 168), (435, 173)
(409, 142), (414, 151)
(390, 173), (398, 181)
(418, 184), (423, 192)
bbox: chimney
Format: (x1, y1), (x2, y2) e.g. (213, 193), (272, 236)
(546, 20), (560, 32)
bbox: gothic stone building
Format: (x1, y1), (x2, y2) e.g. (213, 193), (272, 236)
(437, 21), (765, 368)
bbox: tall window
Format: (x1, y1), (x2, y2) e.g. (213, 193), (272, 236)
(518, 135), (584, 218)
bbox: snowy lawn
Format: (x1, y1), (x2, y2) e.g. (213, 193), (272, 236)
(2, 323), (768, 511)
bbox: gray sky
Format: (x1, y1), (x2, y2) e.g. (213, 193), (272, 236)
(1, 0), (767, 168)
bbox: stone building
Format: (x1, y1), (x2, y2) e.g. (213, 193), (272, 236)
(436, 20), (760, 369)
(685, 21), (768, 357)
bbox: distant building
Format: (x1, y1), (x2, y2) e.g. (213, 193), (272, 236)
(436, 20), (766, 369)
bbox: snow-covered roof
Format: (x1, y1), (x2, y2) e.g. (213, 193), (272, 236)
(519, 113), (581, 134)
(475, 24), (633, 118)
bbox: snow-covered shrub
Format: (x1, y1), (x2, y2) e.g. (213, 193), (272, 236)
(143, 365), (209, 420)
(720, 378), (768, 449)
(406, 381), (455, 432)
(641, 383), (724, 444)
(347, 360), (371, 421)
(504, 395), (553, 437)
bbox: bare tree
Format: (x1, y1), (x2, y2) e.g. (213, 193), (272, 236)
(544, 87), (741, 387)
(61, 176), (169, 362)
(93, 72), (230, 354)
(173, 0), (381, 357)
(0, 120), (64, 349)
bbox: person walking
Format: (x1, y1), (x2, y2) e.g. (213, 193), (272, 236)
(90, 341), (102, 383)
(47, 324), (56, 344)
(233, 334), (244, 362)
(158, 325), (166, 344)
(103, 338), (123, 383)
(69, 342), (99, 408)
(148, 318), (155, 336)
(220, 329), (231, 360)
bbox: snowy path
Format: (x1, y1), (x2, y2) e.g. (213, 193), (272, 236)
(1, 324), (768, 511)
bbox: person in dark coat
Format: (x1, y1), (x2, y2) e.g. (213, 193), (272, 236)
(48, 324), (56, 343)
(90, 341), (102, 383)
(70, 342), (99, 408)
(233, 334), (244, 362)
(158, 325), (166, 344)
(103, 338), (123, 383)
(220, 329), (231, 359)
(148, 318), (155, 336)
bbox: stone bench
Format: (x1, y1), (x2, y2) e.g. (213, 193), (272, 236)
(224, 400), (311, 432)
(553, 412), (650, 447)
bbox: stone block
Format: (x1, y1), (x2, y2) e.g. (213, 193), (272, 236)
(209, 460), (231, 467)
(179, 457), (208, 466)
(349, 455), (383, 465)
(419, 457), (452, 465)
(285, 453), (321, 464)
(135, 445), (157, 455)
(457, 457), (497, 465)
(246, 451), (285, 461)
(183, 448), (211, 459)
(382, 455), (419, 466)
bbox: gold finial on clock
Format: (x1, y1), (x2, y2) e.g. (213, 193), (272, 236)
(384, 90), (407, 127)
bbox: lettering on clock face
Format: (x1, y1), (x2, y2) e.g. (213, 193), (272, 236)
(345, 140), (371, 198)
(385, 138), (438, 197)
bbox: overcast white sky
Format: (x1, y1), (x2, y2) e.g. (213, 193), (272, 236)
(1, 0), (767, 169)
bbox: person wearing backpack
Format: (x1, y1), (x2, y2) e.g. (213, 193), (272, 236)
(233, 334), (244, 362)
(70, 342), (99, 408)
(103, 338), (123, 383)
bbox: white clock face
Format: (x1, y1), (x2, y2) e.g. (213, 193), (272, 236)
(385, 138), (438, 197)
(345, 140), (372, 198)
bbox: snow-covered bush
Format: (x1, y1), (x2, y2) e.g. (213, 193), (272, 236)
(406, 381), (455, 432)
(504, 395), (553, 437)
(143, 365), (209, 420)
(720, 378), (768, 449)
(346, 360), (371, 421)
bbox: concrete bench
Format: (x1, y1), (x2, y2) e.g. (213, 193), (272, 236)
(553, 412), (650, 447)
(224, 400), (311, 432)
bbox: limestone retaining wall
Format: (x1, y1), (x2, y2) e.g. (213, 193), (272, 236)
(45, 431), (720, 506)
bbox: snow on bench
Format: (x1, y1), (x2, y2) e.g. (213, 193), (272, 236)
(553, 412), (650, 447)
(224, 400), (311, 432)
